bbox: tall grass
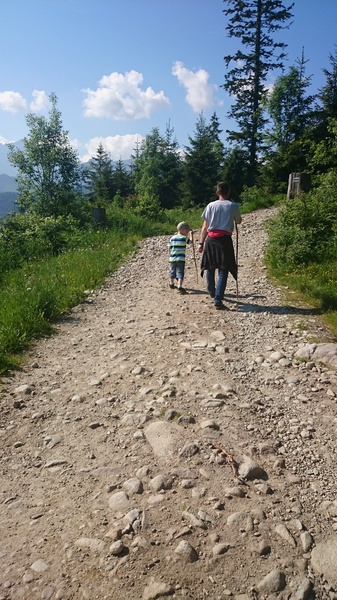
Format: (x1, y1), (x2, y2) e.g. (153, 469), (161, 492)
(0, 205), (202, 374)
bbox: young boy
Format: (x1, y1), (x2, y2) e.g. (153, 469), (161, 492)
(168, 222), (193, 294)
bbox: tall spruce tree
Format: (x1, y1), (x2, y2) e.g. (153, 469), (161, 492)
(222, 0), (294, 186)
(182, 113), (222, 207)
(112, 158), (131, 199)
(319, 47), (337, 120)
(264, 50), (315, 186)
(133, 126), (182, 211)
(309, 48), (337, 176)
(84, 143), (115, 207)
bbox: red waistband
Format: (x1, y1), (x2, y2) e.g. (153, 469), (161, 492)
(208, 229), (232, 238)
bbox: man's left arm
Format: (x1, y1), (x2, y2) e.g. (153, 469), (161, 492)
(198, 220), (209, 253)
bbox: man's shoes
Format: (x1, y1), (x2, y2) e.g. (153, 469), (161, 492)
(177, 287), (187, 294)
(209, 293), (215, 298)
(214, 302), (228, 310)
(169, 283), (175, 289)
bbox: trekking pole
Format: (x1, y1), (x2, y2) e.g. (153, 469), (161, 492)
(235, 222), (239, 300)
(191, 230), (198, 283)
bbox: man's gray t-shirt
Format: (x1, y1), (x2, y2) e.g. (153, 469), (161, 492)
(201, 199), (241, 233)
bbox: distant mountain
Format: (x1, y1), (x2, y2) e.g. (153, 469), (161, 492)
(0, 141), (21, 177)
(0, 173), (17, 192)
(0, 192), (17, 217)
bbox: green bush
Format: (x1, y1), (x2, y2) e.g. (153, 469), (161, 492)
(0, 213), (79, 280)
(266, 175), (337, 270)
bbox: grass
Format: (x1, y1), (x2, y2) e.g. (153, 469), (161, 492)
(1, 200), (336, 376)
(268, 260), (337, 339)
(0, 206), (202, 375)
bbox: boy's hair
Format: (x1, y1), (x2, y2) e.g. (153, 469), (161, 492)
(216, 181), (231, 197)
(177, 221), (191, 232)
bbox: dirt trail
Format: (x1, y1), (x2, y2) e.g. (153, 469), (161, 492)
(1, 207), (337, 600)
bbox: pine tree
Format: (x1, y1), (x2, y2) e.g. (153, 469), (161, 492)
(84, 143), (115, 208)
(264, 49), (315, 185)
(133, 126), (182, 211)
(112, 158), (131, 199)
(182, 113), (222, 207)
(319, 47), (337, 120)
(223, 0), (294, 186)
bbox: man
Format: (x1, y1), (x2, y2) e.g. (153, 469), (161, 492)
(197, 181), (241, 310)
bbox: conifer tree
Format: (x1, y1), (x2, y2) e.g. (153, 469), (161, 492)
(182, 113), (222, 207)
(112, 158), (131, 199)
(133, 126), (182, 211)
(264, 50), (315, 185)
(222, 0), (294, 186)
(84, 143), (114, 207)
(319, 47), (337, 120)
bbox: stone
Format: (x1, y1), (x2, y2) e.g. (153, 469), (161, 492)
(150, 474), (173, 492)
(178, 442), (200, 458)
(109, 540), (125, 556)
(311, 537), (337, 586)
(74, 537), (105, 552)
(257, 569), (286, 594)
(144, 421), (182, 459)
(123, 477), (143, 495)
(174, 540), (198, 562)
(108, 491), (130, 513)
(212, 543), (230, 556)
(142, 578), (174, 600)
(238, 456), (267, 480)
(227, 512), (254, 532)
(275, 523), (296, 548)
(31, 559), (49, 573)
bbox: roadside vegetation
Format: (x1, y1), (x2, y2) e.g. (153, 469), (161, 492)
(2, 13), (337, 373)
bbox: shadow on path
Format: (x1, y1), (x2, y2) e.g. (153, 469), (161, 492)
(186, 289), (320, 316)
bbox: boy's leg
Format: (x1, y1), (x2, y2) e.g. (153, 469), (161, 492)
(169, 263), (176, 288)
(176, 262), (187, 293)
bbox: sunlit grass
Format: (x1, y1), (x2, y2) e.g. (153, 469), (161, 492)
(267, 260), (337, 339)
(0, 207), (202, 375)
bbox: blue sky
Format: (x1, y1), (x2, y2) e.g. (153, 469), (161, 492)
(1, 0), (337, 163)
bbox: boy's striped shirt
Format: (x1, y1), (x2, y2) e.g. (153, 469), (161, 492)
(168, 233), (190, 262)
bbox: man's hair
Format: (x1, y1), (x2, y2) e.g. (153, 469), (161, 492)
(216, 181), (230, 197)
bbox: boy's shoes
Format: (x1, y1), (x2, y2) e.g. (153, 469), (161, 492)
(177, 287), (187, 294)
(169, 283), (175, 289)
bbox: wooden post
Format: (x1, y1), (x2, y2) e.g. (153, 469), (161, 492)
(287, 173), (311, 198)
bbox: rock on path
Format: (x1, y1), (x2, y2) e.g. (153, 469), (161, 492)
(1, 206), (337, 600)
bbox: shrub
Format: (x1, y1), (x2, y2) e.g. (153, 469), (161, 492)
(266, 176), (337, 271)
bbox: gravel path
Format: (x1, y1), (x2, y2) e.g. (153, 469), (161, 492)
(1, 207), (337, 600)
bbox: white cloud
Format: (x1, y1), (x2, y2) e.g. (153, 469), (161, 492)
(82, 70), (171, 120)
(0, 91), (28, 113)
(0, 135), (10, 144)
(80, 134), (144, 163)
(172, 61), (220, 113)
(0, 89), (49, 114)
(30, 90), (50, 112)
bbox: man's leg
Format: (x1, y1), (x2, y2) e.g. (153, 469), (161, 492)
(206, 270), (215, 298)
(214, 269), (228, 307)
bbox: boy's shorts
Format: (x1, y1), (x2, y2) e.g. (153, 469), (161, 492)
(169, 261), (185, 280)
